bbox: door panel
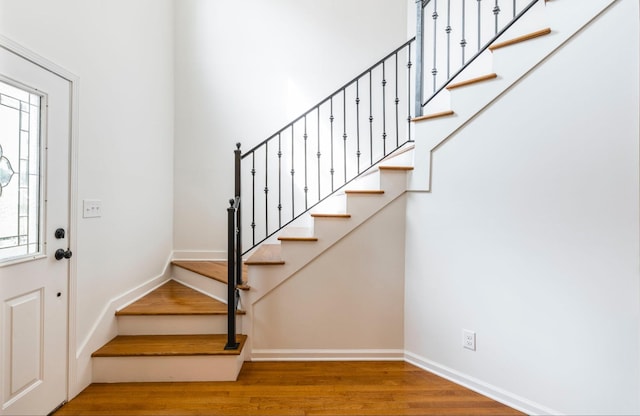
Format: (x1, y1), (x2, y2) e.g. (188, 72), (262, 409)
(0, 45), (70, 415)
(5, 289), (43, 401)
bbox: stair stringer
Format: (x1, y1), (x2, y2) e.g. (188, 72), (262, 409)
(410, 0), (619, 192)
(248, 194), (408, 361)
(246, 168), (409, 305)
(242, 166), (411, 360)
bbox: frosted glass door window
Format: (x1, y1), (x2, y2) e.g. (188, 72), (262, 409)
(0, 80), (42, 263)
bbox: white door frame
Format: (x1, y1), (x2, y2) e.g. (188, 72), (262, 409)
(0, 35), (80, 402)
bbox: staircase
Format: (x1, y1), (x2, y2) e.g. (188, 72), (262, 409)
(89, 0), (618, 383)
(91, 266), (248, 382)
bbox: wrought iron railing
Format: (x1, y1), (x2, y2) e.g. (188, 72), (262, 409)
(236, 39), (417, 257)
(415, 0), (540, 115)
(224, 1), (543, 343)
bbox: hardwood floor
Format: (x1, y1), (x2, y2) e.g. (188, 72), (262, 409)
(55, 361), (524, 415)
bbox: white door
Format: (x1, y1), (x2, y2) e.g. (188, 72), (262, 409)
(0, 45), (71, 415)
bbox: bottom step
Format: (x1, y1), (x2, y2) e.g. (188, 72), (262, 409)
(92, 334), (247, 382)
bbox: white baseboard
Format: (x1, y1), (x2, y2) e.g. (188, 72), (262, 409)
(172, 250), (227, 261)
(404, 351), (560, 416)
(251, 349), (405, 361)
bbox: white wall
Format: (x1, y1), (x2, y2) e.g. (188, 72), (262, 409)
(404, 0), (640, 414)
(0, 0), (175, 394)
(173, 0), (409, 256)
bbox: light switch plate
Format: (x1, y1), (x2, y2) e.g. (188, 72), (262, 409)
(83, 199), (102, 218)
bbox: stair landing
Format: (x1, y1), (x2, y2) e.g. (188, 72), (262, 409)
(95, 279), (247, 382)
(115, 279), (243, 336)
(117, 279), (239, 316)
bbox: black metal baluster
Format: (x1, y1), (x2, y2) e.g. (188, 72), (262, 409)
(291, 125), (295, 218)
(494, 0), (501, 34)
(395, 53), (399, 147)
(461, 0), (467, 64)
(415, 0), (425, 118)
(277, 133), (282, 228)
(432, 0), (439, 93)
(355, 80), (361, 174)
(303, 115), (308, 210)
(369, 70), (374, 163)
(330, 97), (335, 191)
(381, 62), (387, 156)
(264, 142), (268, 238)
(446, 0), (452, 79)
(477, 0), (482, 51)
(513, 0), (516, 18)
(251, 153), (256, 245)
(343, 89), (347, 183)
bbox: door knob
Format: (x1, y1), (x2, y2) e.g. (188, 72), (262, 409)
(55, 228), (66, 239)
(55, 248), (72, 260)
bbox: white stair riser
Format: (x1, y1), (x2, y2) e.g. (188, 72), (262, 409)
(117, 315), (243, 335)
(312, 217), (353, 241)
(344, 170), (380, 191)
(92, 352), (245, 382)
(379, 169), (410, 191)
(345, 192), (398, 216)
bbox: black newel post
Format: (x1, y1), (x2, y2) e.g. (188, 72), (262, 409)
(225, 198), (239, 350)
(234, 143), (242, 286)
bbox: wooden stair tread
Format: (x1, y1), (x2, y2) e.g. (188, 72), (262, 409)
(116, 280), (244, 316)
(344, 189), (385, 195)
(447, 73), (498, 90)
(378, 165), (414, 171)
(92, 334), (247, 357)
(172, 260), (249, 288)
(489, 28), (552, 51)
(412, 110), (455, 122)
(310, 213), (351, 218)
(245, 244), (285, 265)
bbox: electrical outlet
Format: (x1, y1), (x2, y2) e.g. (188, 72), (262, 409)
(463, 329), (476, 351)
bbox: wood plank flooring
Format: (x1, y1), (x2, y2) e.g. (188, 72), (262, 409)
(54, 361), (524, 415)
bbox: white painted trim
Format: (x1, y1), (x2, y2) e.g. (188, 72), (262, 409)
(74, 252), (173, 388)
(404, 351), (560, 416)
(251, 349), (405, 361)
(172, 250), (227, 261)
(0, 34), (81, 401)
